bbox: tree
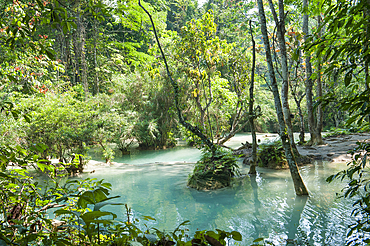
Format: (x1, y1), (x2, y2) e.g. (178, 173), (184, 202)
(256, 0), (308, 196)
(306, 0), (370, 127)
(267, 0), (300, 155)
(248, 20), (258, 175)
(302, 0), (324, 145)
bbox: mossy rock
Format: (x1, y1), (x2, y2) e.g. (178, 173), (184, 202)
(187, 169), (232, 190)
(264, 159), (288, 169)
(188, 147), (239, 190)
(295, 155), (313, 165)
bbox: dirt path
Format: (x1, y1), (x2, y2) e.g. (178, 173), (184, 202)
(297, 133), (370, 163)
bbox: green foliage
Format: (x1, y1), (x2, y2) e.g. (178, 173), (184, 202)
(306, 0), (370, 129)
(324, 127), (351, 138)
(174, 11), (251, 143)
(195, 146), (239, 175)
(166, 0), (200, 32)
(324, 126), (370, 138)
(0, 144), (243, 246)
(53, 178), (124, 244)
(119, 71), (177, 150)
(326, 141), (370, 245)
(21, 92), (96, 161)
(257, 141), (287, 169)
(188, 146), (239, 190)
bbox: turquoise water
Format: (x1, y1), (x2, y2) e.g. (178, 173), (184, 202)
(82, 135), (365, 245)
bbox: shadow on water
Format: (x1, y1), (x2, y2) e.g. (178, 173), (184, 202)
(286, 195), (308, 245)
(250, 174), (262, 241)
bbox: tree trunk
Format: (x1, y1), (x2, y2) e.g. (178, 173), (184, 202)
(257, 0), (308, 196)
(248, 20), (257, 175)
(267, 0), (299, 155)
(138, 0), (216, 154)
(303, 0), (323, 145)
(316, 15), (324, 134)
(364, 0), (370, 122)
(80, 20), (88, 97)
(93, 16), (99, 95)
(297, 98), (305, 144)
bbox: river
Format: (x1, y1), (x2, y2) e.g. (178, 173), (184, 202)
(81, 133), (365, 245)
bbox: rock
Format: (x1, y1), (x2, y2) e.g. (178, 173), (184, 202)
(233, 141), (253, 157)
(296, 155), (313, 165)
(188, 168), (232, 190)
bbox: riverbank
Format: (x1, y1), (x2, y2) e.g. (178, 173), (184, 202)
(81, 133), (370, 173)
(298, 133), (370, 163)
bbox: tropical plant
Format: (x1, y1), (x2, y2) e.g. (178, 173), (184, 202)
(257, 141), (287, 169)
(188, 146), (239, 190)
(327, 141), (370, 245)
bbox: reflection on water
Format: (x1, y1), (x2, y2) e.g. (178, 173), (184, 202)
(82, 157), (365, 245)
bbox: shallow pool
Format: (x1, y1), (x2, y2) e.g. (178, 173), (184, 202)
(82, 149), (365, 245)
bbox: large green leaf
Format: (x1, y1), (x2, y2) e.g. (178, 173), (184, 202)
(93, 197), (123, 211)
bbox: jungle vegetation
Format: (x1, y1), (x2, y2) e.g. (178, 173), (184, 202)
(1, 0), (370, 245)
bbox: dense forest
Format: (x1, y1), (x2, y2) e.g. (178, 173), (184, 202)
(1, 0), (370, 245)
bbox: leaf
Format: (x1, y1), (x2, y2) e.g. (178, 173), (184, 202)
(292, 48), (299, 61)
(253, 238), (264, 242)
(54, 209), (81, 218)
(36, 0), (44, 10)
(204, 234), (222, 246)
(344, 71), (352, 86)
(0, 239), (9, 246)
(54, 196), (68, 203)
(80, 210), (115, 222)
(24, 114), (31, 123)
(0, 172), (10, 179)
(94, 200), (123, 211)
(45, 49), (55, 60)
(231, 231), (242, 241)
(77, 187), (110, 208)
(142, 215), (156, 221)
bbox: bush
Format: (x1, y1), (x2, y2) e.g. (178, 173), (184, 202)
(257, 141), (288, 169)
(188, 147), (239, 190)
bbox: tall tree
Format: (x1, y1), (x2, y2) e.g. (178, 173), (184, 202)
(316, 15), (324, 137)
(256, 0), (308, 196)
(248, 20), (258, 175)
(302, 0), (323, 145)
(267, 0), (300, 154)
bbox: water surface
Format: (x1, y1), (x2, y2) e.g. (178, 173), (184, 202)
(83, 141), (364, 245)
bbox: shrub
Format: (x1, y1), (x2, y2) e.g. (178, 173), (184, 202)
(188, 147), (239, 190)
(257, 141), (288, 169)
